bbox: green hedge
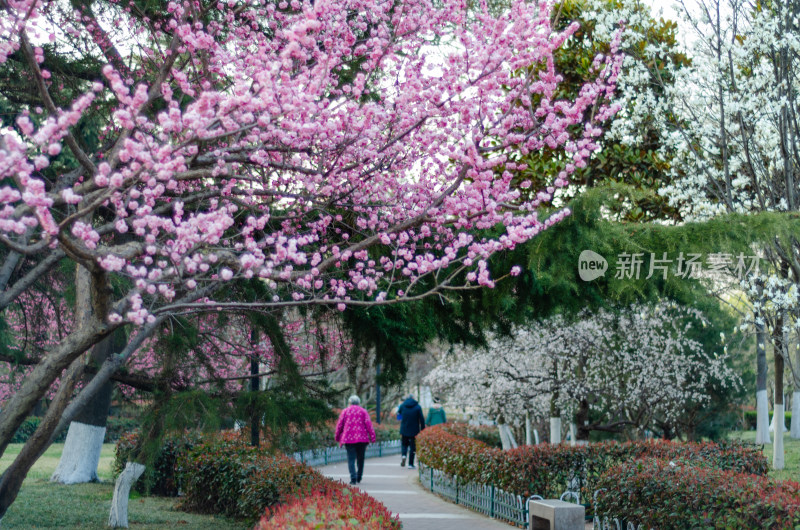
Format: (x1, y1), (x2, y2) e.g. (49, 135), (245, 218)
(113, 431), (202, 496)
(439, 423), (502, 448)
(744, 410), (791, 431)
(254, 416), (399, 453)
(595, 458), (800, 528)
(416, 425), (768, 501)
(11, 416), (138, 444)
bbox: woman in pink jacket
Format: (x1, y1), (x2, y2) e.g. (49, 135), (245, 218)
(334, 395), (377, 485)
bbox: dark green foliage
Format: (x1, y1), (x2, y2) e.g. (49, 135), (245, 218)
(511, 0), (691, 222)
(743, 410), (791, 431)
(177, 434), (326, 521)
(10, 416), (138, 444)
(114, 430), (202, 496)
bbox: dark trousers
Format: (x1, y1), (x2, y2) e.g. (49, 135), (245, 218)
(401, 435), (417, 465)
(345, 442), (368, 482)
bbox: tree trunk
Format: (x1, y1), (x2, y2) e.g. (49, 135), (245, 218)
(0, 263), (112, 459)
(773, 312), (786, 470)
(575, 398), (591, 441)
(108, 462), (145, 528)
(51, 331), (123, 484)
(756, 321), (771, 444)
(549, 360), (561, 444)
(0, 353), (86, 519)
(525, 411), (532, 445)
(791, 338), (800, 439)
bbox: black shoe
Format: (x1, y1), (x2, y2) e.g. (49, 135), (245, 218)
(349, 480), (357, 485)
(357, 479), (362, 484)
(400, 456), (406, 467)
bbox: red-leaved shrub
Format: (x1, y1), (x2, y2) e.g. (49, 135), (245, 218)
(256, 485), (401, 529)
(594, 458), (800, 529)
(417, 424), (768, 500)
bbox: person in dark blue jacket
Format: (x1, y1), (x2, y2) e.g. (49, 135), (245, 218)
(399, 394), (425, 469)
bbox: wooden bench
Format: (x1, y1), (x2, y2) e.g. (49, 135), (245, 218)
(529, 499), (585, 530)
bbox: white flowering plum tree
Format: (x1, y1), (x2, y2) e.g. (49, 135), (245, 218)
(655, 0), (800, 467)
(0, 0), (623, 520)
(425, 303), (741, 442)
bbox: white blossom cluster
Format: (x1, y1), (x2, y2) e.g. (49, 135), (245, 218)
(424, 303), (741, 434)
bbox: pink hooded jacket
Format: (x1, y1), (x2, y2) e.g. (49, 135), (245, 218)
(334, 405), (377, 445)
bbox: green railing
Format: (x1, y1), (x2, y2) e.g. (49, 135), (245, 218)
(418, 463), (532, 527)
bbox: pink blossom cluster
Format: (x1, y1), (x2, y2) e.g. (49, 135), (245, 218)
(1, 0), (622, 326)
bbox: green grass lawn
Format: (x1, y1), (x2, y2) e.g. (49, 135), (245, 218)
(729, 430), (800, 482)
(0, 443), (246, 529)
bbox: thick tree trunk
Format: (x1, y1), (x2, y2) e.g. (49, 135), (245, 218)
(773, 313), (786, 470)
(756, 322), (771, 444)
(51, 422), (107, 484)
(549, 417), (562, 444)
(51, 331), (122, 484)
(108, 462), (145, 528)
(0, 321), (109, 458)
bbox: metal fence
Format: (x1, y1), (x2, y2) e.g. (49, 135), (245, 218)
(290, 439), (402, 467)
(592, 516), (646, 530)
(417, 463), (531, 527)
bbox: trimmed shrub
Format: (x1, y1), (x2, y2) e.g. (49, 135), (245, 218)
(744, 410), (791, 431)
(11, 417), (64, 443)
(104, 417), (140, 441)
(256, 485), (401, 529)
(177, 434), (398, 524)
(12, 416), (138, 444)
(177, 435), (325, 520)
(440, 423), (502, 448)
(416, 425), (768, 500)
(113, 430), (203, 496)
(263, 416), (399, 453)
(594, 458), (800, 529)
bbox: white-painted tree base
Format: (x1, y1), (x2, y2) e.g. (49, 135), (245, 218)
(549, 417), (561, 444)
(774, 404), (785, 470)
(498, 424), (518, 450)
(108, 462), (145, 528)
(569, 423), (577, 446)
(770, 410), (788, 433)
(525, 413), (532, 445)
(533, 428), (540, 445)
(51, 422), (106, 484)
(756, 390), (771, 444)
(791, 393), (800, 439)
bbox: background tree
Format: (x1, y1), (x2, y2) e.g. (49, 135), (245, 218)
(426, 302), (742, 441)
(655, 0), (800, 468)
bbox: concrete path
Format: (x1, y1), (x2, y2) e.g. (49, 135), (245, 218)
(319, 454), (513, 529)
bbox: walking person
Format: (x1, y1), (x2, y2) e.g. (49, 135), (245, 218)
(426, 397), (447, 426)
(334, 395), (376, 485)
(399, 394), (425, 469)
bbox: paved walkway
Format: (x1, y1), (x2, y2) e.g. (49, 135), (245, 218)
(319, 454), (513, 529)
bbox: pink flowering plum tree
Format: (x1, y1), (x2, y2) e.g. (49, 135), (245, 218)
(0, 0), (622, 520)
